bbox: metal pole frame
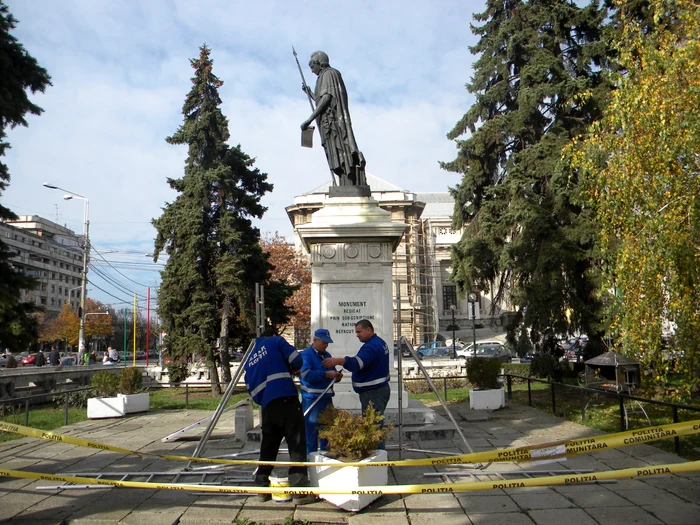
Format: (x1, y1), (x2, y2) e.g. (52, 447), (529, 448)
(399, 336), (478, 459)
(185, 339), (256, 469)
(396, 280), (403, 460)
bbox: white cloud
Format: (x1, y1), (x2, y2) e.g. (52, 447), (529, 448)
(2, 0), (482, 306)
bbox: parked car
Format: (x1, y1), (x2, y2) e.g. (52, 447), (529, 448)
(60, 356), (78, 366)
(20, 353), (36, 366)
(416, 341), (447, 352)
(417, 346), (459, 359)
(456, 341), (503, 359)
(0, 354), (9, 367)
(457, 342), (512, 363)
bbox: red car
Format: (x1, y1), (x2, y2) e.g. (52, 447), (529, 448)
(20, 353), (35, 365)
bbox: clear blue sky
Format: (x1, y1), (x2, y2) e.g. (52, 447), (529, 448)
(3, 0), (482, 309)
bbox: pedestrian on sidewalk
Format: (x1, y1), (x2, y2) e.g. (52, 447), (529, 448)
(49, 346), (60, 366)
(243, 328), (315, 505)
(300, 328), (342, 456)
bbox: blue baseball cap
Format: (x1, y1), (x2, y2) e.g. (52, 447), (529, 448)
(314, 329), (333, 344)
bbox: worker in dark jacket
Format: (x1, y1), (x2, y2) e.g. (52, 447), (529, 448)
(244, 331), (315, 505)
(300, 328), (342, 456)
(322, 319), (390, 448)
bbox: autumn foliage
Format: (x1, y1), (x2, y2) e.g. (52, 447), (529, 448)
(261, 232), (311, 333)
(569, 0), (700, 397)
(39, 298), (113, 347)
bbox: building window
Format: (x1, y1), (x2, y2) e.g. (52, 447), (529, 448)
(443, 285), (457, 311)
(40, 297), (47, 305)
(51, 284), (55, 293)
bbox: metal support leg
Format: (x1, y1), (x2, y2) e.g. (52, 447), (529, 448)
(400, 336), (477, 458)
(185, 339), (255, 470)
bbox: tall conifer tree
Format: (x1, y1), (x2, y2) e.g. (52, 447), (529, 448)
(442, 0), (611, 350)
(153, 45), (284, 387)
(0, 3), (51, 349)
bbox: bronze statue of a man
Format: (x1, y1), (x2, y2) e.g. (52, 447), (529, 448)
(301, 51), (367, 187)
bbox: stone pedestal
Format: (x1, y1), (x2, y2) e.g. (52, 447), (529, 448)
(296, 195), (408, 409)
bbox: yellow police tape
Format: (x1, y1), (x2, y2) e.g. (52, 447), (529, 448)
(1, 419), (700, 468)
(1, 460), (699, 495)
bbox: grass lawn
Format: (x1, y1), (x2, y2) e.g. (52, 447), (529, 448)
(0, 406), (89, 443)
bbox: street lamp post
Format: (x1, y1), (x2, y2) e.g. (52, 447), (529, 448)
(468, 292), (478, 358)
(44, 183), (89, 358)
(450, 304), (457, 359)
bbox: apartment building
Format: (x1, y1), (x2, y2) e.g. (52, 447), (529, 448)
(1, 215), (84, 316)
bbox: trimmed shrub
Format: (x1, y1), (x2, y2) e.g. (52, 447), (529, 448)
(91, 371), (120, 398)
(119, 367), (143, 394)
(318, 404), (393, 461)
(467, 357), (501, 390)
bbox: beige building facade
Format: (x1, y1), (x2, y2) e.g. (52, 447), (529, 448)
(286, 175), (505, 345)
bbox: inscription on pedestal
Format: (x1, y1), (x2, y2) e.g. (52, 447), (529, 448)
(321, 283), (381, 355)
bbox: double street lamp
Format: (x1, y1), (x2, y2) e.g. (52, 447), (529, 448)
(44, 183), (89, 355)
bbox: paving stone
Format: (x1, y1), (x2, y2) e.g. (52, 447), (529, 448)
(585, 505), (664, 524)
(509, 491), (576, 510)
(615, 488), (690, 506)
(527, 508), (598, 525)
(468, 512), (535, 525)
(454, 494), (519, 513)
(119, 511), (182, 525)
(641, 502), (700, 525)
(402, 492), (462, 511)
(409, 512), (471, 525)
(347, 513), (409, 525)
(563, 488), (635, 508)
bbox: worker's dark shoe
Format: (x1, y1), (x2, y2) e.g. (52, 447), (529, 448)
(293, 494), (317, 505)
(255, 492), (271, 503)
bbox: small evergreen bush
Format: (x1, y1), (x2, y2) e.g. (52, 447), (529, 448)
(318, 404), (393, 461)
(91, 371), (120, 398)
(467, 357), (501, 390)
(54, 389), (91, 408)
(119, 367), (143, 394)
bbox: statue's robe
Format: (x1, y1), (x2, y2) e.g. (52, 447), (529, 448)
(314, 67), (366, 186)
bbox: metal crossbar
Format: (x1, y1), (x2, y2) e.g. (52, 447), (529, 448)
(35, 469), (255, 491)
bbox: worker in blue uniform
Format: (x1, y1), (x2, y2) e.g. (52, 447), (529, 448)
(243, 331), (315, 504)
(322, 319), (390, 448)
(300, 328), (343, 456)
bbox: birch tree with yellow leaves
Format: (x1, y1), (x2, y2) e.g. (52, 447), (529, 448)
(570, 0), (699, 398)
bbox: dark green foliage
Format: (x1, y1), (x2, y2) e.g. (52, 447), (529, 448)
(467, 357), (502, 390)
(442, 0), (612, 353)
(119, 367), (143, 395)
(318, 404), (393, 461)
(153, 45), (291, 385)
(501, 362), (531, 379)
(0, 3), (51, 349)
(515, 326), (534, 358)
(91, 371), (120, 398)
(54, 389), (91, 409)
(530, 352), (566, 381)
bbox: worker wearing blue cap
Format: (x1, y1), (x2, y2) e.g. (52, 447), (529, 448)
(300, 328), (343, 456)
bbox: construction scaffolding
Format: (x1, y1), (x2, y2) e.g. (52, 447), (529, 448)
(392, 215), (438, 346)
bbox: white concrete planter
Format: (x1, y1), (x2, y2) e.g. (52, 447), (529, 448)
(119, 393), (150, 414)
(309, 449), (388, 512)
(469, 387), (505, 410)
(87, 393), (150, 419)
(87, 396), (125, 419)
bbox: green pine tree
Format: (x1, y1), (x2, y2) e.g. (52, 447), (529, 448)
(0, 2), (51, 349)
(442, 0), (611, 352)
(153, 44), (288, 388)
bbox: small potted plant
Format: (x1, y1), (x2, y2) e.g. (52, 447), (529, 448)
(308, 404), (393, 512)
(467, 357), (505, 410)
(117, 366), (149, 414)
(87, 368), (149, 418)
